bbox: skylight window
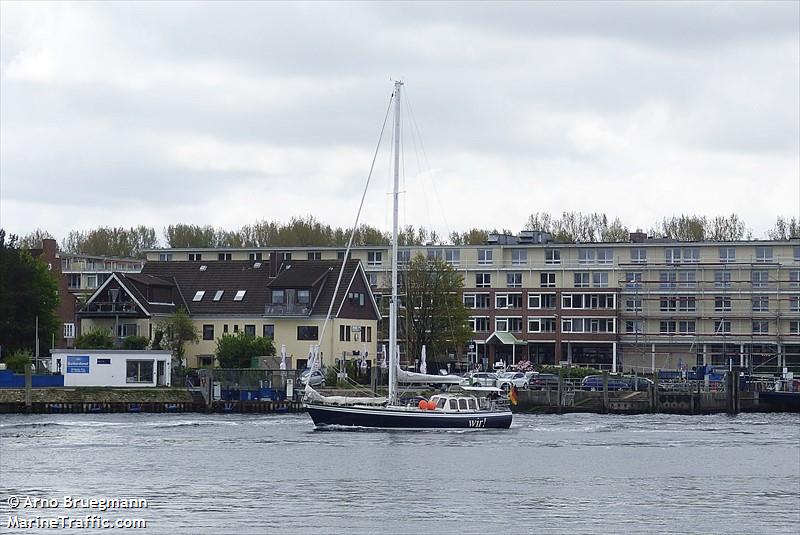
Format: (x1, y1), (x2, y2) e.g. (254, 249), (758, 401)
(193, 291), (205, 302)
(233, 290), (246, 301)
(253, 262), (262, 269)
(199, 265), (208, 271)
(213, 290), (224, 301)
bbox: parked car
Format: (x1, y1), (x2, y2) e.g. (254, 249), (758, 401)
(299, 369), (326, 387)
(580, 375), (630, 391)
(528, 373), (559, 390)
(496, 372), (528, 391)
(626, 376), (654, 391)
(460, 372), (498, 388)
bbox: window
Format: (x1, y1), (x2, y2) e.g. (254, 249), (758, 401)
(304, 251), (320, 260)
(340, 325), (351, 342)
(659, 271), (677, 289)
(540, 273), (556, 288)
(396, 249), (411, 264)
(790, 321), (800, 335)
(475, 294), (491, 308)
(630, 248), (647, 264)
(249, 252), (263, 261)
(223, 324), (229, 334)
(752, 320), (769, 335)
(659, 321), (677, 334)
(683, 248), (699, 263)
(368, 273), (378, 287)
(478, 249), (492, 265)
(349, 292), (365, 307)
(678, 297), (696, 312)
(790, 296), (800, 312)
(367, 251), (382, 266)
(511, 249), (527, 265)
(445, 249), (460, 265)
(625, 320), (643, 334)
(528, 294), (541, 309)
(244, 324), (255, 337)
(272, 289), (284, 303)
(626, 272), (642, 288)
(363, 326), (372, 342)
(795, 247), (800, 262)
(117, 323), (137, 337)
(126, 360), (154, 383)
(755, 246), (773, 263)
(263, 324), (274, 339)
(625, 298), (642, 312)
(714, 320), (731, 334)
(297, 289), (310, 305)
(297, 326), (318, 340)
(751, 270), (769, 288)
(506, 273), (522, 288)
(751, 295), (769, 312)
(719, 247), (735, 263)
(592, 272), (608, 288)
(678, 270), (696, 288)
(665, 248), (681, 264)
(574, 272), (589, 288)
(508, 318), (522, 332)
(578, 249), (595, 265)
(280, 252), (292, 261)
(202, 324), (214, 341)
(790, 271), (800, 288)
(234, 325), (240, 333)
(427, 248), (443, 260)
(678, 321), (696, 334)
(213, 290), (224, 301)
(495, 317), (509, 332)
(470, 317), (490, 332)
(85, 275), (97, 289)
(63, 323), (75, 339)
(496, 294), (508, 309)
(660, 297), (678, 312)
(159, 253), (173, 261)
(337, 250), (352, 261)
(714, 296), (732, 312)
(463, 294), (476, 308)
(234, 290), (246, 301)
(714, 270), (731, 288)
(97, 358), (111, 365)
(562, 318), (614, 333)
(218, 253), (232, 261)
(545, 249), (560, 265)
(193, 290), (205, 302)
(532, 318), (556, 332)
(597, 248), (613, 265)
(476, 273), (491, 288)
(68, 274), (81, 289)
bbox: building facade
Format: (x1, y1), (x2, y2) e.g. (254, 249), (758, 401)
(143, 234), (800, 374)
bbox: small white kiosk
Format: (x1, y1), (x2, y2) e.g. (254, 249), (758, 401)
(50, 349), (172, 387)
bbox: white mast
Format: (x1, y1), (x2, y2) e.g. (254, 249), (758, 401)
(389, 80), (402, 405)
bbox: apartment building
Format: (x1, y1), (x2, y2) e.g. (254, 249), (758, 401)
(61, 253), (143, 300)
(143, 233), (800, 374)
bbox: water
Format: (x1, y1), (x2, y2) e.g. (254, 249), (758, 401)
(1, 412), (798, 534)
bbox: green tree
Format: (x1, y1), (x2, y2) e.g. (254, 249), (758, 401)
(400, 255), (473, 366)
(19, 229), (55, 250)
(5, 349), (33, 374)
(61, 226), (157, 258)
(767, 217), (800, 240)
(122, 335), (149, 350)
(75, 328), (114, 349)
(215, 332), (276, 368)
(160, 308), (198, 366)
(164, 224), (217, 248)
(0, 230), (60, 358)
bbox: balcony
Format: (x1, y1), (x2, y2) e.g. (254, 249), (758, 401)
(81, 301), (139, 315)
(264, 303), (312, 316)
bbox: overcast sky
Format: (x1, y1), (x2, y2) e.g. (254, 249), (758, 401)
(1, 1), (798, 243)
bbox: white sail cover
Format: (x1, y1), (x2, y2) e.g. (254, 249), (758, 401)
(396, 366), (462, 384)
(303, 384), (387, 406)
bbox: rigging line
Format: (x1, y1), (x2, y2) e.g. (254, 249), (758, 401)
(406, 87), (453, 243)
(319, 92), (394, 345)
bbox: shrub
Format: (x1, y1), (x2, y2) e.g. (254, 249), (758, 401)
(75, 329), (114, 349)
(122, 335), (149, 350)
(215, 332), (275, 368)
(4, 349), (33, 374)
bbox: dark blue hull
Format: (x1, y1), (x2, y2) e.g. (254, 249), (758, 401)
(760, 392), (800, 412)
(305, 403), (512, 429)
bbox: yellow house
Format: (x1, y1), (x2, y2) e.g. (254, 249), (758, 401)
(78, 255), (380, 369)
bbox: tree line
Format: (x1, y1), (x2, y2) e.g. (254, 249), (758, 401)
(16, 214), (799, 258)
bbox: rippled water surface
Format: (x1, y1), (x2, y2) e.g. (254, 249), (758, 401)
(1, 412), (798, 534)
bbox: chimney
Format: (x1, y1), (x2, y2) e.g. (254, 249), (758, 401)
(269, 251), (280, 278)
(629, 231), (647, 243)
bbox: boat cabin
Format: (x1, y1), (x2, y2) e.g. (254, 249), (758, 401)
(430, 394), (480, 412)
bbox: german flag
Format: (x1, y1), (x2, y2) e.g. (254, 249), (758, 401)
(510, 385), (519, 405)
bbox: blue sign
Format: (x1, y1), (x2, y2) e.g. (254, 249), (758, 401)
(66, 355), (90, 374)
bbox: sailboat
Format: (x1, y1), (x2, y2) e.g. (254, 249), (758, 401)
(303, 81), (512, 429)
